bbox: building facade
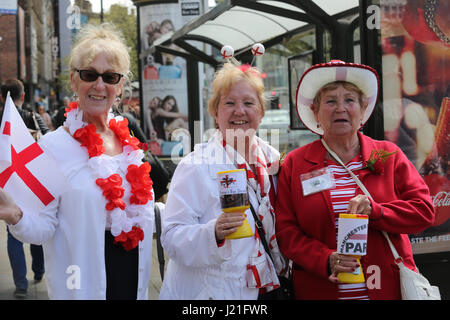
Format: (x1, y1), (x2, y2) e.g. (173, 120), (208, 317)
(0, 0), (59, 111)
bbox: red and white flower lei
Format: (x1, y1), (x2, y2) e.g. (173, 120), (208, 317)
(64, 102), (153, 251)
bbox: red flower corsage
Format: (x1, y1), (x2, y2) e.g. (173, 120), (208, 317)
(138, 142), (149, 151)
(364, 149), (397, 174)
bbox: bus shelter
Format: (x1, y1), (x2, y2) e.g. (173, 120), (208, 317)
(135, 0), (449, 298)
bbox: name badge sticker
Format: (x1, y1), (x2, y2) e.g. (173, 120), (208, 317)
(300, 167), (335, 196)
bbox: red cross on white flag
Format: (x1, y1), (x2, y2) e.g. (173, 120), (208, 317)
(0, 93), (67, 214)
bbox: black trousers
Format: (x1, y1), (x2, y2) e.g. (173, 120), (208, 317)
(104, 231), (139, 300)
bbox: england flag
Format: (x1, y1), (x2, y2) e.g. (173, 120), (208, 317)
(0, 93), (67, 214)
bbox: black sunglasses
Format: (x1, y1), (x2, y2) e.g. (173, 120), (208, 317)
(75, 69), (123, 85)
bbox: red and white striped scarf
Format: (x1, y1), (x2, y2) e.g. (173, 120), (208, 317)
(218, 133), (285, 292)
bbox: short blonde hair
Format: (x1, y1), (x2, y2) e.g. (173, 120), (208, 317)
(312, 81), (368, 114)
(69, 23), (130, 78)
(208, 60), (266, 125)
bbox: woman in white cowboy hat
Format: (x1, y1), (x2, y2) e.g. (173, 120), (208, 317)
(275, 60), (434, 299)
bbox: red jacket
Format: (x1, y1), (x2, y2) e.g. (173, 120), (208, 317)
(275, 132), (435, 300)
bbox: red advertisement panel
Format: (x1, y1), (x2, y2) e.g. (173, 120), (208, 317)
(381, 0), (449, 253)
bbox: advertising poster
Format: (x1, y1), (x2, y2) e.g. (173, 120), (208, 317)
(0, 0), (17, 14)
(139, 0), (202, 156)
(380, 0), (449, 254)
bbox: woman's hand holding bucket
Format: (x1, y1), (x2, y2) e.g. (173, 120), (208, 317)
(215, 211), (245, 242)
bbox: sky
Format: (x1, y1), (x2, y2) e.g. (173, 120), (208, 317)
(89, 0), (217, 13)
(90, 0), (135, 13)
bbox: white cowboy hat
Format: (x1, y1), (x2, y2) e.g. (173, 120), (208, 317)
(295, 60), (379, 135)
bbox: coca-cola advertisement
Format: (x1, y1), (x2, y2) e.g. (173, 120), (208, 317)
(381, 0), (449, 254)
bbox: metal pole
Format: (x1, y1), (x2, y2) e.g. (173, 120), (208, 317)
(186, 57), (200, 152)
(100, 0), (104, 23)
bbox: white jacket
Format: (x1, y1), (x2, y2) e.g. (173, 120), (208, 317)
(8, 127), (154, 300)
(159, 134), (278, 300)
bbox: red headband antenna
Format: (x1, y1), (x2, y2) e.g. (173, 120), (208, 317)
(220, 45), (234, 60)
(250, 43), (265, 66)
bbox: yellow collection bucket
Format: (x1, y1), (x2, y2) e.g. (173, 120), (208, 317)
(217, 169), (253, 239)
(337, 213), (369, 284)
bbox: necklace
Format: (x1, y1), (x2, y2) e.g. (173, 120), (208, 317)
(64, 102), (153, 251)
(424, 0), (450, 45)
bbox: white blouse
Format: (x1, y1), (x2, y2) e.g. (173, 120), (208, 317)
(159, 136), (269, 300)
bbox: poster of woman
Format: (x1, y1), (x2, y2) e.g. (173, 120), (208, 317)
(139, 1), (204, 156)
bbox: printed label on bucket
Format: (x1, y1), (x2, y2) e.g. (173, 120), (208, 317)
(337, 214), (368, 256)
(217, 169), (249, 209)
(218, 169), (247, 195)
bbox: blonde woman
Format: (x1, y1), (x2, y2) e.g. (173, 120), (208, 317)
(0, 23), (155, 300)
(159, 61), (286, 300)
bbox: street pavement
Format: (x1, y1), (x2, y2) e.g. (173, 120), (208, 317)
(0, 225), (165, 300)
